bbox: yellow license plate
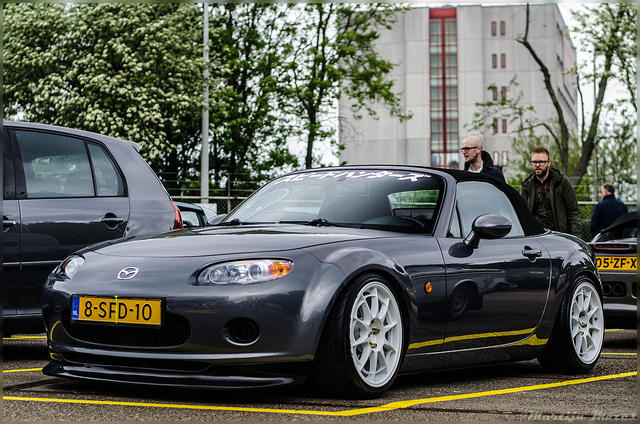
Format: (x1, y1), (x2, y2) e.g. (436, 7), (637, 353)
(596, 256), (637, 271)
(71, 296), (162, 327)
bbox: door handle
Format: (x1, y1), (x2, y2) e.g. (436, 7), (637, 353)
(3, 218), (17, 228)
(522, 248), (542, 259)
(101, 215), (124, 227)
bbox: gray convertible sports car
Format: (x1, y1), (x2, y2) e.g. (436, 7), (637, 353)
(43, 166), (604, 399)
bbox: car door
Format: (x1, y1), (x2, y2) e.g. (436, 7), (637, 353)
(3, 129), (20, 317)
(8, 128), (131, 318)
(437, 181), (551, 350)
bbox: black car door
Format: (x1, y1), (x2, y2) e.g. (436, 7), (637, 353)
(3, 130), (20, 317)
(437, 181), (551, 350)
(8, 128), (131, 318)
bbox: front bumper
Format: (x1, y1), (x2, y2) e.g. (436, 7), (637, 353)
(42, 250), (347, 388)
(43, 356), (311, 389)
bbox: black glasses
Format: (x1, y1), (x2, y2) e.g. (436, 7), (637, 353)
(530, 160), (549, 166)
(460, 147), (479, 152)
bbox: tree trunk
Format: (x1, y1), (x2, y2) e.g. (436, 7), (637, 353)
(517, 4), (570, 176)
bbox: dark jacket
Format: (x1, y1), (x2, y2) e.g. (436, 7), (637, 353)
(464, 150), (506, 184)
(589, 194), (628, 237)
(520, 167), (581, 236)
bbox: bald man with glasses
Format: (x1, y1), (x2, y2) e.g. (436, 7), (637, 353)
(460, 135), (506, 184)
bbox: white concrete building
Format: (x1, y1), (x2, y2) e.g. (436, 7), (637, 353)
(339, 3), (578, 181)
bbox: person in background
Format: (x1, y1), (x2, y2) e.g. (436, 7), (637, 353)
(589, 182), (628, 237)
(520, 145), (581, 237)
(460, 135), (506, 184)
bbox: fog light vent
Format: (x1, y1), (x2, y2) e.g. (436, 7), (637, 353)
(224, 318), (260, 345)
(51, 293), (67, 313)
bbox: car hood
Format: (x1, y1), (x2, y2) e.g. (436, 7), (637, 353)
(88, 224), (401, 258)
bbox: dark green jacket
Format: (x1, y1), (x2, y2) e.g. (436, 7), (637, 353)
(520, 167), (581, 236)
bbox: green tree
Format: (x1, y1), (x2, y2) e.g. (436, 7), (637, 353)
(569, 3), (637, 189)
(206, 4), (298, 196)
(3, 3), (205, 186)
(587, 109), (637, 202)
(277, 3), (412, 169)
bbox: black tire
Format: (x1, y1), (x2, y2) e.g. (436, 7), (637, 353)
(312, 273), (405, 399)
(538, 276), (604, 374)
(448, 284), (472, 320)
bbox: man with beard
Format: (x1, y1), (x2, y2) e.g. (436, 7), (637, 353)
(520, 145), (581, 236)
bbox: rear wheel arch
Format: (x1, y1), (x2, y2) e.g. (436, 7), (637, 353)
(538, 274), (604, 374)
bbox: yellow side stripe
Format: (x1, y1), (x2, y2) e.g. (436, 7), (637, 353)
(409, 327), (536, 349)
(601, 352), (637, 356)
(3, 371), (636, 417)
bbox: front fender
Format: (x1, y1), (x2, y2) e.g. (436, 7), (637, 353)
(304, 241), (421, 355)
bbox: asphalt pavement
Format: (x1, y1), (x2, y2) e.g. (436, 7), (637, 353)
(3, 329), (637, 421)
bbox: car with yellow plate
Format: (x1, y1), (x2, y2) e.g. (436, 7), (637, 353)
(589, 211), (637, 329)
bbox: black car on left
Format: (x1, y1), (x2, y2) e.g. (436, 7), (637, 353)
(3, 121), (183, 335)
(42, 166), (604, 399)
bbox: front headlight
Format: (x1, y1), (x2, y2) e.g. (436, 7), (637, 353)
(54, 255), (85, 280)
(197, 259), (293, 285)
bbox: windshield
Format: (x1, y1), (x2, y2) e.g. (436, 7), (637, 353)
(223, 170), (445, 233)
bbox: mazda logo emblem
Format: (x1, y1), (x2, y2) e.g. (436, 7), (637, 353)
(117, 267), (139, 280)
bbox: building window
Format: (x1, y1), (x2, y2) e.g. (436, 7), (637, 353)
(493, 118), (498, 133)
(501, 86), (507, 100)
(429, 8), (458, 169)
(502, 119), (507, 133)
(492, 54), (497, 68)
(501, 54), (506, 68)
(493, 151), (501, 166)
(502, 151), (509, 167)
(491, 21), (497, 36)
(492, 87), (498, 101)
(500, 21), (506, 36)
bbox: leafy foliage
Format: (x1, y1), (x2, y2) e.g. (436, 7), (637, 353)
(276, 3), (412, 169)
(4, 3), (205, 186)
(3, 3), (408, 194)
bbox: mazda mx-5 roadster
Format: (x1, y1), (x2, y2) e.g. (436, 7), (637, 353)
(42, 166), (604, 399)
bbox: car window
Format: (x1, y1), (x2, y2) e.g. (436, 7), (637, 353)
(16, 131), (93, 198)
(448, 204), (462, 238)
(181, 210), (202, 228)
(88, 143), (124, 196)
(455, 181), (524, 237)
(388, 189), (439, 221)
(227, 170), (444, 233)
(14, 131), (124, 199)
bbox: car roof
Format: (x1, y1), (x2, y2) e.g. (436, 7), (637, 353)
(175, 201), (204, 212)
(3, 120), (141, 152)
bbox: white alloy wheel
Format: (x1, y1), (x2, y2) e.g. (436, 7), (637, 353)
(349, 281), (403, 388)
(569, 281), (604, 364)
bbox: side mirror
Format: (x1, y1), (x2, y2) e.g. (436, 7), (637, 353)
(463, 214), (512, 248)
(207, 214), (228, 226)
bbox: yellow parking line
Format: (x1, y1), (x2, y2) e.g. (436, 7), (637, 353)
(3, 371), (635, 417)
(3, 368), (43, 373)
(3, 335), (47, 340)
